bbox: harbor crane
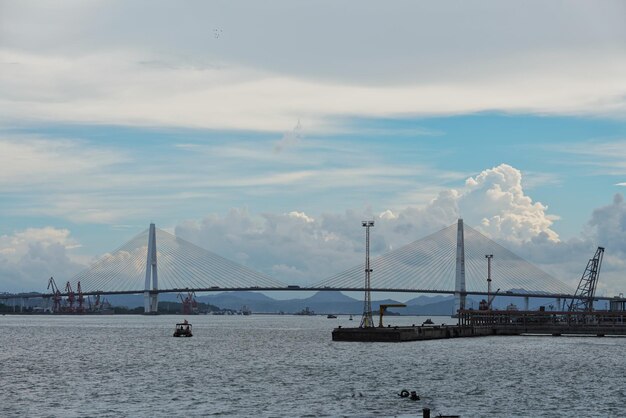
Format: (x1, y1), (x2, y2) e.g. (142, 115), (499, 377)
(178, 291), (198, 315)
(46, 277), (62, 313)
(64, 281), (75, 312)
(76, 281), (85, 313)
(378, 304), (406, 327)
(568, 247), (604, 312)
(479, 254), (499, 310)
(479, 288), (501, 310)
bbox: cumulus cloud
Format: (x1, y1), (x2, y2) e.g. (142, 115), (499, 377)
(0, 227), (85, 292)
(380, 164), (561, 244)
(2, 164), (624, 296)
(173, 164), (560, 284)
(172, 164), (625, 295)
(584, 194), (626, 290)
(175, 208), (358, 285)
(458, 164), (560, 242)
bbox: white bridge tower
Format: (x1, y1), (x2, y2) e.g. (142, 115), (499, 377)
(144, 223), (159, 314)
(454, 218), (466, 315)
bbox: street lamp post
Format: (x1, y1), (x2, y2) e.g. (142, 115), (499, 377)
(360, 220), (375, 328)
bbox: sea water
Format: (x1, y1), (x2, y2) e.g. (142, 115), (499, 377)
(1, 314), (624, 417)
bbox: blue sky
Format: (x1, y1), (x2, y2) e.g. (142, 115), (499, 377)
(3, 113), (624, 248)
(1, 1), (626, 295)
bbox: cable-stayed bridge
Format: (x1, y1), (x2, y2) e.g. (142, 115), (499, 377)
(4, 219), (603, 314)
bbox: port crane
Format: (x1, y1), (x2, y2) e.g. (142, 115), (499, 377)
(479, 254), (500, 310)
(46, 277), (62, 313)
(76, 281), (85, 313)
(378, 304), (406, 327)
(178, 291), (197, 315)
(64, 281), (75, 312)
(93, 294), (101, 311)
(479, 288), (500, 310)
(568, 247), (604, 312)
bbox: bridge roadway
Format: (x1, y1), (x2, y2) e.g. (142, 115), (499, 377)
(0, 286), (619, 302)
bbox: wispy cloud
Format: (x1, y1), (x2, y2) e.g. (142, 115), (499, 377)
(548, 139), (626, 175)
(521, 171), (563, 189)
(0, 131), (462, 223)
(1, 1), (625, 132)
(274, 120), (303, 153)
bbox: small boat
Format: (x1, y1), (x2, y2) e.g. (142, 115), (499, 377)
(173, 319), (193, 337)
(327, 314), (337, 319)
(422, 318), (434, 325)
(349, 315), (353, 320)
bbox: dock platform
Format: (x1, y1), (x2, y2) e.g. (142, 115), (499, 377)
(333, 309), (626, 342)
(332, 325), (490, 342)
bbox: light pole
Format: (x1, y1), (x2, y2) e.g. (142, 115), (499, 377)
(486, 254), (493, 307)
(360, 220), (375, 328)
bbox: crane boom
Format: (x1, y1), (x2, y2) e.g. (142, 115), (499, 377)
(47, 277), (62, 313)
(378, 304), (406, 327)
(568, 247), (604, 312)
(487, 288), (500, 309)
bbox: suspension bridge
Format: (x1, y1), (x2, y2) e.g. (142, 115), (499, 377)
(1, 219), (617, 314)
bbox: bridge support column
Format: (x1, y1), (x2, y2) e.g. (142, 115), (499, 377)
(144, 223), (159, 314)
(454, 219), (466, 315)
(524, 296), (529, 311)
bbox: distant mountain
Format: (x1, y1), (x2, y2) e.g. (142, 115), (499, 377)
(102, 290), (469, 315)
(197, 291), (275, 304)
(105, 293), (180, 308)
(194, 291), (404, 314)
(405, 295), (451, 306)
(403, 298), (456, 315)
(305, 290), (356, 303)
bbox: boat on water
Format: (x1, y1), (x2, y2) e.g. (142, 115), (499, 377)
(422, 318), (434, 325)
(349, 314), (353, 320)
(173, 319), (193, 337)
(327, 314), (337, 319)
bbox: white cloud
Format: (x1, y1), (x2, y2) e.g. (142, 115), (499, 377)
(173, 164), (562, 285)
(548, 140), (626, 176)
(2, 164), (625, 296)
(0, 227), (85, 292)
(1, 132), (462, 224)
(1, 2), (625, 131)
(0, 137), (127, 191)
(458, 164), (560, 243)
(1, 49), (624, 132)
(587, 194), (626, 256)
(274, 120), (303, 153)
(172, 165), (626, 295)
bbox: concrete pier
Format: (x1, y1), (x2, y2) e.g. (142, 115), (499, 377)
(333, 309), (626, 342)
(332, 325), (493, 342)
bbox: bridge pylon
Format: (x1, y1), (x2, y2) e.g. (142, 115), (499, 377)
(144, 223), (159, 314)
(454, 218), (466, 314)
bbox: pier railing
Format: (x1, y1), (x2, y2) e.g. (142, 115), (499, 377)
(458, 309), (626, 336)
